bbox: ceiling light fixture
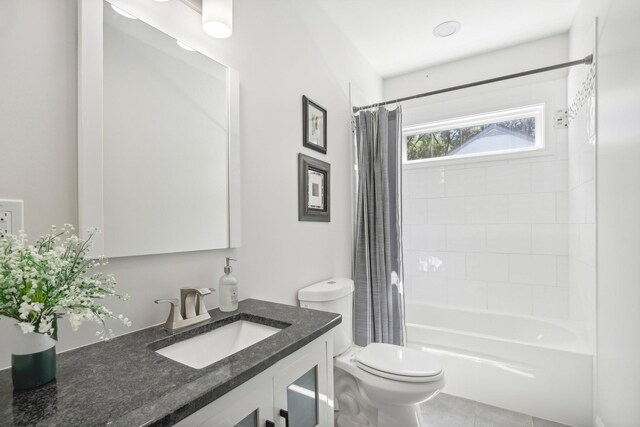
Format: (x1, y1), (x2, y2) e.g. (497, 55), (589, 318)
(176, 40), (196, 51)
(202, 0), (233, 39)
(110, 5), (137, 19)
(433, 21), (461, 38)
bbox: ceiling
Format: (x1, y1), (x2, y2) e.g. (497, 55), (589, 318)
(315, 0), (580, 78)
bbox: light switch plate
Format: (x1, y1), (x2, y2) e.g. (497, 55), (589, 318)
(0, 200), (24, 237)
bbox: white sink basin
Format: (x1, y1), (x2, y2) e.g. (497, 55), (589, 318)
(156, 320), (281, 369)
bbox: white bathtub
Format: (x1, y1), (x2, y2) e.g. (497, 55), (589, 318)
(406, 303), (593, 427)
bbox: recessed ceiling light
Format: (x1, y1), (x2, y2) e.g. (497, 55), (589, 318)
(176, 40), (196, 51)
(110, 5), (137, 19)
(433, 21), (461, 37)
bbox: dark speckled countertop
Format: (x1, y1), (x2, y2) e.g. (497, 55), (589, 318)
(0, 299), (341, 426)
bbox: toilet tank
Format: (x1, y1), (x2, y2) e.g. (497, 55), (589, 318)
(298, 278), (354, 356)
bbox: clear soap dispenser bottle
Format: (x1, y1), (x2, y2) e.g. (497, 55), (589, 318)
(219, 257), (238, 312)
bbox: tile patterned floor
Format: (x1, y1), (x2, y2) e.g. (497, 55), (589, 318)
(420, 393), (572, 427)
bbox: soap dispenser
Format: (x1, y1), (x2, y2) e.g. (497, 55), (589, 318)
(219, 257), (238, 312)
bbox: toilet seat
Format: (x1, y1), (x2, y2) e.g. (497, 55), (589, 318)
(355, 343), (442, 383)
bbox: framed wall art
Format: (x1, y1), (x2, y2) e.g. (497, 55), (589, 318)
(302, 95), (327, 154)
(298, 153), (330, 222)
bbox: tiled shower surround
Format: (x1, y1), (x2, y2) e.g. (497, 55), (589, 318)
(403, 158), (570, 318)
(401, 78), (575, 320)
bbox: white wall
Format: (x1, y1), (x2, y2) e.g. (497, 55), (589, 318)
(384, 34), (569, 101)
(570, 0), (640, 425)
(0, 0), (382, 368)
(388, 36), (574, 320)
(567, 5), (597, 353)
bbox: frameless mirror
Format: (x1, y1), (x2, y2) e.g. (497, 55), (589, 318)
(78, 1), (240, 257)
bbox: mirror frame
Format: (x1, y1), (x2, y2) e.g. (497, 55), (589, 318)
(78, 0), (241, 257)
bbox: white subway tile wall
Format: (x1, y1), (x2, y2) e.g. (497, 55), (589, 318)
(488, 282), (533, 314)
(427, 197), (466, 224)
(509, 254), (557, 285)
(448, 279), (488, 309)
(486, 224), (531, 254)
(410, 277), (448, 305)
(402, 78), (574, 319)
(532, 286), (570, 318)
(466, 252), (509, 282)
(508, 193), (557, 223)
(446, 225), (486, 252)
(465, 195), (509, 224)
(531, 224), (569, 255)
(405, 225), (446, 251)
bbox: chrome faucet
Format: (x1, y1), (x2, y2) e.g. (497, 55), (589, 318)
(155, 287), (214, 330)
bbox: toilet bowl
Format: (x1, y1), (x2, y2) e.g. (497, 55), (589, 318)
(298, 279), (445, 427)
(334, 343), (444, 427)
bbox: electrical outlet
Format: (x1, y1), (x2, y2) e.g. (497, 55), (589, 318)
(0, 200), (23, 237)
(0, 212), (9, 238)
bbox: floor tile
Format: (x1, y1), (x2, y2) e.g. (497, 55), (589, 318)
(421, 393), (475, 427)
(532, 417), (572, 427)
(338, 392), (573, 427)
(474, 401), (533, 427)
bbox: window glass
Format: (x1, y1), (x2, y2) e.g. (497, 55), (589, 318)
(234, 410), (257, 427)
(286, 367), (318, 427)
(405, 105), (543, 162)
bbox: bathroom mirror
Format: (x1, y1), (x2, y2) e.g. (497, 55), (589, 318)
(78, 0), (240, 257)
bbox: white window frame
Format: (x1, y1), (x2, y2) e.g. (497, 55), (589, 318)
(402, 103), (545, 167)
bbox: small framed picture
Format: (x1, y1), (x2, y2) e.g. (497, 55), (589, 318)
(302, 95), (327, 154)
(298, 153), (330, 222)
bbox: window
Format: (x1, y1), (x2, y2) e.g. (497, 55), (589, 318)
(403, 104), (544, 163)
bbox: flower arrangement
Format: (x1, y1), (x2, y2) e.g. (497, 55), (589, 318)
(0, 225), (130, 340)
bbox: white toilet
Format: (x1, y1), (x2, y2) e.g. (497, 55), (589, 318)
(298, 278), (445, 427)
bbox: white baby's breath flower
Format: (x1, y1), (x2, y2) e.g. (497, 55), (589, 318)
(38, 317), (53, 334)
(18, 302), (33, 320)
(1, 226), (130, 340)
(68, 313), (82, 331)
(18, 322), (35, 334)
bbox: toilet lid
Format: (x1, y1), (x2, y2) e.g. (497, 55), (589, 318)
(355, 343), (442, 379)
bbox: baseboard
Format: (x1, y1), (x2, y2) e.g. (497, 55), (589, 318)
(594, 415), (605, 427)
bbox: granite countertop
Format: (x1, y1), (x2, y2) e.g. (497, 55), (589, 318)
(0, 299), (341, 426)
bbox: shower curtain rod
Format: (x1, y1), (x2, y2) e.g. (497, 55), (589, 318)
(353, 54), (594, 113)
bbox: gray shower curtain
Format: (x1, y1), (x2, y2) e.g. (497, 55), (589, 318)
(353, 106), (405, 347)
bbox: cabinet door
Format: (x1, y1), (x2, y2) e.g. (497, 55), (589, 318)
(175, 380), (273, 427)
(272, 340), (331, 427)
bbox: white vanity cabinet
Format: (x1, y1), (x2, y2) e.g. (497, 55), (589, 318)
(175, 332), (334, 427)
